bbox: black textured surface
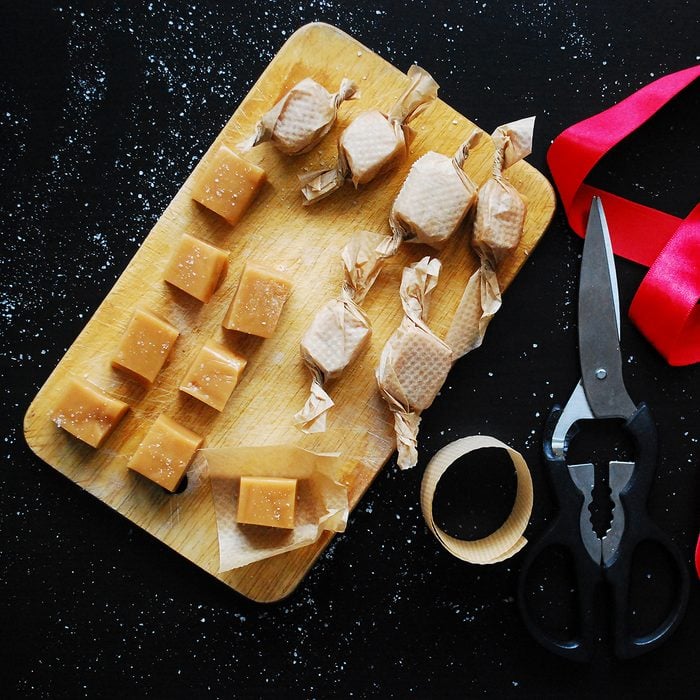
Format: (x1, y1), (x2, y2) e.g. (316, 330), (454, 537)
(1, 1), (698, 697)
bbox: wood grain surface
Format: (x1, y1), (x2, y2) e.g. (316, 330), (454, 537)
(23, 22), (555, 603)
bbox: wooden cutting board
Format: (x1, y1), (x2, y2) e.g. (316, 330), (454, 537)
(23, 22), (555, 603)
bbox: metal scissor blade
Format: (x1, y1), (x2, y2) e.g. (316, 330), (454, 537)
(578, 197), (636, 419)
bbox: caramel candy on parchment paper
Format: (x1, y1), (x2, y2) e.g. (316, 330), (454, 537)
(300, 65), (439, 204)
(446, 116), (535, 358)
(239, 77), (359, 156)
(376, 257), (452, 469)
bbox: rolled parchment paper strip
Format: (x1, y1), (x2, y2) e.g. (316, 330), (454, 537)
(295, 231), (387, 433)
(203, 444), (349, 571)
(445, 116), (535, 358)
(301, 65), (438, 203)
(376, 257), (453, 469)
(239, 77), (359, 155)
(389, 130), (482, 248)
(420, 436), (533, 564)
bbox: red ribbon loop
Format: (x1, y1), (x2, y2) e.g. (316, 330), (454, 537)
(547, 64), (700, 366)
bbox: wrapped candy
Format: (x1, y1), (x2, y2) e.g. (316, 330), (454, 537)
(239, 77), (359, 156)
(295, 231), (387, 433)
(446, 117), (535, 357)
(385, 130), (482, 253)
(376, 257), (453, 469)
(301, 65), (439, 203)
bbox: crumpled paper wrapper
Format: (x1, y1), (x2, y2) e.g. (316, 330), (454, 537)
(295, 231), (388, 433)
(300, 65), (439, 203)
(388, 130), (482, 250)
(239, 77), (358, 156)
(376, 257), (453, 469)
(203, 444), (349, 571)
(446, 116), (535, 357)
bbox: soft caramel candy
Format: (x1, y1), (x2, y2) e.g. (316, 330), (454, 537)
(112, 309), (179, 384)
(340, 109), (407, 186)
(390, 133), (481, 248)
(163, 233), (229, 303)
(128, 414), (203, 492)
(179, 339), (247, 411)
(222, 262), (293, 338)
(52, 378), (129, 448)
(191, 145), (266, 226)
(237, 476), (297, 529)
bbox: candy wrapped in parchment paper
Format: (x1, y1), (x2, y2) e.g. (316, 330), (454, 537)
(294, 231), (387, 433)
(301, 65), (438, 203)
(239, 77), (358, 156)
(446, 116), (535, 357)
(383, 130), (482, 255)
(203, 444), (349, 571)
(376, 257), (453, 469)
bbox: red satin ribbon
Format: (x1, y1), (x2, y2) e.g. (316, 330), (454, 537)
(546, 65), (700, 577)
(547, 64), (700, 366)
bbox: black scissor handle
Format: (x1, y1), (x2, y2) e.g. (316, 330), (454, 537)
(517, 406), (602, 662)
(606, 403), (690, 659)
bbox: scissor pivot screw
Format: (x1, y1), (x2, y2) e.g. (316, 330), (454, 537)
(595, 368), (608, 380)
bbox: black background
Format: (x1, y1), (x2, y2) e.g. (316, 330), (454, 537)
(1, 1), (698, 697)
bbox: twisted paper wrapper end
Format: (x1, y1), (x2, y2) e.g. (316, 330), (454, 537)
(335, 77), (360, 107)
(299, 148), (349, 204)
(294, 375), (334, 434)
(387, 65), (439, 125)
(452, 129), (483, 170)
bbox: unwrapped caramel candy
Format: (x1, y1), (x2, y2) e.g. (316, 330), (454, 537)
(295, 231), (387, 433)
(300, 65), (438, 204)
(128, 414), (203, 492)
(237, 476), (297, 529)
(387, 130), (481, 251)
(222, 262), (293, 338)
(239, 77), (358, 155)
(112, 309), (179, 384)
(446, 117), (535, 358)
(191, 145), (266, 226)
(52, 378), (129, 448)
(376, 257), (453, 469)
(163, 233), (229, 303)
(179, 339), (247, 411)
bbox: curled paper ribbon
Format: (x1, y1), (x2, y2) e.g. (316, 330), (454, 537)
(547, 64), (700, 366)
(420, 436), (533, 564)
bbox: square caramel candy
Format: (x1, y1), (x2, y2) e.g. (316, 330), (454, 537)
(163, 233), (229, 303)
(237, 476), (297, 529)
(191, 145), (266, 226)
(179, 339), (247, 411)
(339, 110), (406, 186)
(222, 262), (293, 338)
(128, 414), (203, 492)
(112, 309), (179, 384)
(52, 378), (129, 448)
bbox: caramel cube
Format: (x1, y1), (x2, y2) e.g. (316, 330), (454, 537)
(222, 262), (293, 338)
(163, 233), (229, 303)
(191, 145), (266, 226)
(112, 309), (179, 384)
(237, 476), (297, 529)
(179, 340), (247, 411)
(52, 378), (129, 448)
(128, 415), (203, 492)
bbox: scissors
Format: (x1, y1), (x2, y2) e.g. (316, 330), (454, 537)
(517, 196), (689, 661)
